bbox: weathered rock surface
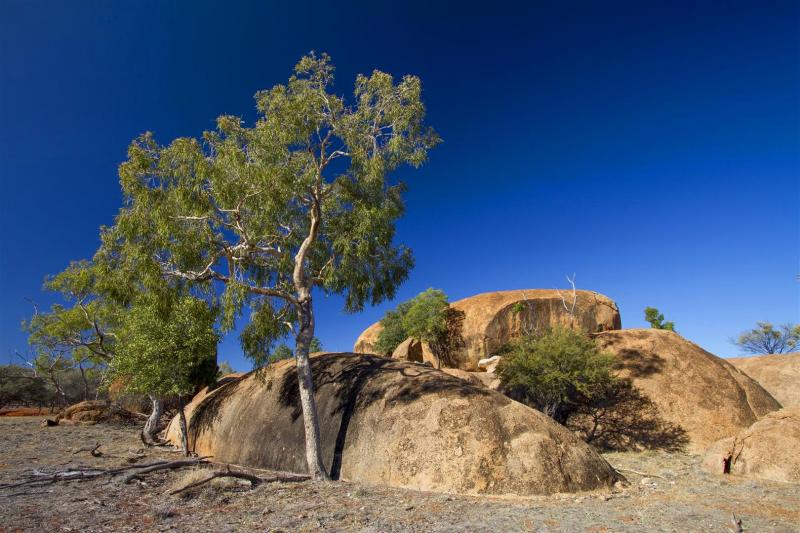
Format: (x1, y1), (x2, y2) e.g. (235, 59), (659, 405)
(702, 407), (800, 483)
(355, 289), (622, 370)
(593, 329), (781, 452)
(353, 321), (384, 355)
(53, 400), (141, 425)
(166, 352), (621, 496)
(390, 337), (438, 366)
(728, 353), (799, 407)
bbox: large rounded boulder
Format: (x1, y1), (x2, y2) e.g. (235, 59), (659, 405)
(728, 353), (799, 407)
(355, 289), (622, 370)
(594, 329), (781, 452)
(166, 352), (621, 496)
(702, 407), (800, 483)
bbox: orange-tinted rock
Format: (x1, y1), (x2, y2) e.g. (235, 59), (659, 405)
(594, 329), (781, 452)
(728, 353), (799, 407)
(166, 352), (621, 496)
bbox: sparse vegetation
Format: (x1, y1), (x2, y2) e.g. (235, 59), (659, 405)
(733, 322), (800, 354)
(644, 307), (675, 331)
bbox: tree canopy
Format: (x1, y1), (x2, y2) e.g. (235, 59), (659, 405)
(644, 307), (676, 332)
(375, 288), (449, 355)
(111, 52), (438, 364)
(733, 322), (800, 355)
(110, 293), (219, 398)
(106, 53), (439, 478)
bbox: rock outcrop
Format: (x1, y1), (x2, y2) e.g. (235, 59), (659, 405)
(166, 352), (621, 496)
(53, 400), (141, 425)
(355, 289), (622, 370)
(702, 407), (800, 483)
(391, 338), (437, 366)
(728, 353), (799, 407)
(593, 329), (781, 452)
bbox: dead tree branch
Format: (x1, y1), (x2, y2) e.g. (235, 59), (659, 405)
(169, 467), (310, 495)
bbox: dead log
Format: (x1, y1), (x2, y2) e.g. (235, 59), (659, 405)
(122, 457), (211, 484)
(169, 467), (310, 495)
(0, 458), (208, 492)
(72, 443), (102, 457)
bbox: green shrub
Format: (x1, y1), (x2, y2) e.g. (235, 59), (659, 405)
(375, 288), (449, 355)
(497, 327), (618, 424)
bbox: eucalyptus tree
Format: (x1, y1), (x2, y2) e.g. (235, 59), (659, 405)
(111, 53), (438, 479)
(23, 260), (122, 405)
(734, 322), (800, 354)
(24, 251), (215, 444)
(111, 293), (219, 455)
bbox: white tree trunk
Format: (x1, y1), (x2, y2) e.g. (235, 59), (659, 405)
(294, 298), (330, 480)
(178, 397), (189, 457)
(142, 395), (164, 446)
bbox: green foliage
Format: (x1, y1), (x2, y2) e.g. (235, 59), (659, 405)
(375, 288), (449, 355)
(109, 53), (439, 365)
(260, 337), (324, 366)
(111, 294), (219, 398)
(497, 328), (618, 425)
(644, 307), (676, 331)
(24, 260), (123, 368)
(734, 322), (800, 354)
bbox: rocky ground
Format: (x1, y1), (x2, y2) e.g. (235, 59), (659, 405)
(1, 417), (798, 532)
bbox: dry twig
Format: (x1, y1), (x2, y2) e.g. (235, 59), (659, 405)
(612, 467), (667, 480)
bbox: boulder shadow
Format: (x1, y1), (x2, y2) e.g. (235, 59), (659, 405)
(566, 379), (689, 452)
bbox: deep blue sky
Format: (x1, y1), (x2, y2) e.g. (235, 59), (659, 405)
(2, 1), (798, 369)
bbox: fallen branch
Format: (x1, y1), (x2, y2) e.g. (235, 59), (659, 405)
(169, 468), (310, 495)
(612, 467), (667, 480)
(169, 469), (261, 495)
(72, 443), (102, 457)
(122, 457), (211, 484)
(730, 513), (743, 533)
(0, 458), (207, 492)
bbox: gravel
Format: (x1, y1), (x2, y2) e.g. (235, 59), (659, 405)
(1, 417), (798, 532)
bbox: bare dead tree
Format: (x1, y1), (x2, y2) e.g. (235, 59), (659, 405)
(555, 273), (578, 326)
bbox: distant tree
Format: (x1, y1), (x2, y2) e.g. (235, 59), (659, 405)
(644, 307), (676, 331)
(216, 360), (235, 378)
(0, 365), (52, 409)
(497, 328), (618, 425)
(111, 293), (219, 455)
(109, 53), (438, 478)
(733, 322), (800, 355)
(375, 288), (449, 356)
(267, 337), (323, 364)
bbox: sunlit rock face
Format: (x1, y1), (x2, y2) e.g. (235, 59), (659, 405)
(355, 289), (622, 370)
(167, 352), (621, 496)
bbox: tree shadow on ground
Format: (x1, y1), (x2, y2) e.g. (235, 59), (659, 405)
(566, 379), (689, 452)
